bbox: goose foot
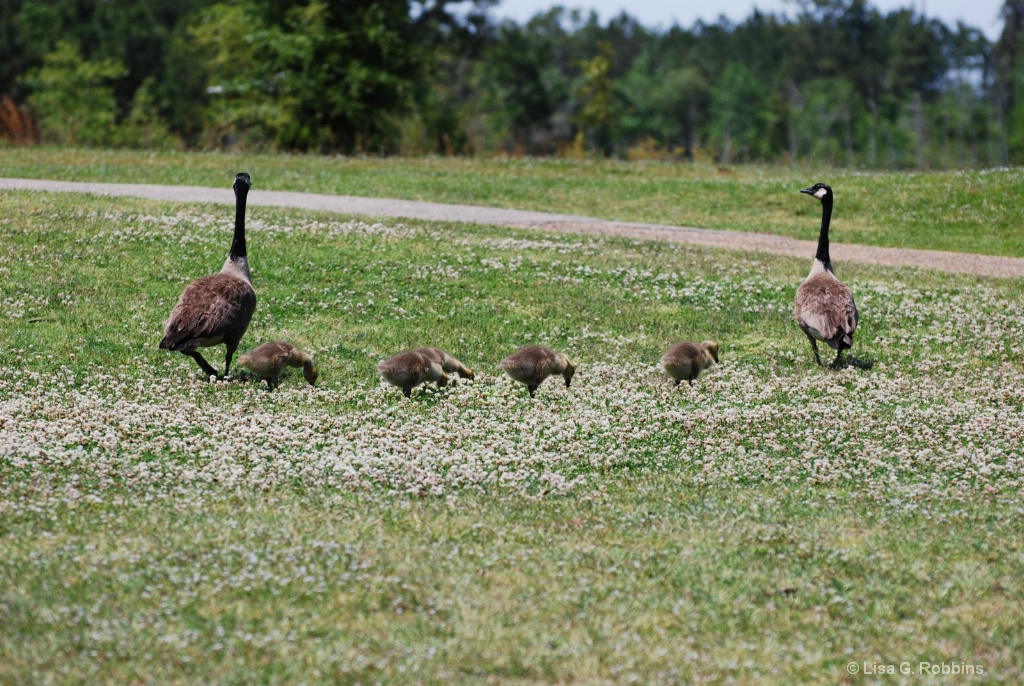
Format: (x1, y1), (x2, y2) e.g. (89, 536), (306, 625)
(187, 351), (220, 380)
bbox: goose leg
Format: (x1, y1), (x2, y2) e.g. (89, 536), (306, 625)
(223, 345), (238, 378)
(830, 350), (845, 369)
(528, 384), (538, 398)
(403, 386), (412, 398)
(186, 351), (220, 379)
(804, 333), (822, 366)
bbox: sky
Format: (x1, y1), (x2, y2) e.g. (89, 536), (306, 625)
(491, 0), (1006, 41)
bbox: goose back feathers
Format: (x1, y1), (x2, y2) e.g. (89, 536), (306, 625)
(794, 264), (858, 350)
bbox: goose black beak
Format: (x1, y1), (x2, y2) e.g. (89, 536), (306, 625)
(800, 187), (814, 195)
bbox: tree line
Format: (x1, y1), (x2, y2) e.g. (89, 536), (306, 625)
(1, 0), (1022, 168)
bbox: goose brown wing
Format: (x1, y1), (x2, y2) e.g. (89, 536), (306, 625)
(160, 274), (256, 351)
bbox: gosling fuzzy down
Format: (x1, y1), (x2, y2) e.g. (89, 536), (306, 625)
(237, 341), (318, 389)
(413, 347), (475, 381)
(795, 182), (859, 367)
(500, 345), (575, 398)
(159, 173), (257, 379)
(661, 340), (719, 387)
(378, 347), (473, 397)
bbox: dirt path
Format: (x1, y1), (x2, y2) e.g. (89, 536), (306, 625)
(3, 177), (1022, 278)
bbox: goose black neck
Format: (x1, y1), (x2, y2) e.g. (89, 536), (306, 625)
(229, 184), (248, 259)
(814, 196), (832, 268)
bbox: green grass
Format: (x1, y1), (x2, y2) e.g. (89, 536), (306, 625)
(1, 165), (1023, 683)
(2, 146), (1023, 257)
(3, 486), (1018, 683)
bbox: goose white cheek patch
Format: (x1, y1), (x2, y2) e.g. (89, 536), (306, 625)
(814, 188), (828, 199)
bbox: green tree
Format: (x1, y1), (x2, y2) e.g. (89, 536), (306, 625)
(401, 0), (495, 154)
(189, 0), (427, 152)
(619, 52), (706, 156)
(471, 12), (570, 154)
(188, 1), (294, 149)
(23, 40), (126, 145)
(996, 1), (1024, 161)
(709, 62), (769, 163)
(789, 77), (857, 165)
(112, 76), (182, 150)
(4, 0), (209, 134)
(574, 42), (617, 155)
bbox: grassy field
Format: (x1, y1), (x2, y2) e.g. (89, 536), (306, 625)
(2, 147), (1024, 257)
(1, 155), (1023, 683)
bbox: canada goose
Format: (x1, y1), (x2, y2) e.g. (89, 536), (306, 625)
(500, 345), (575, 398)
(237, 341), (318, 389)
(795, 182), (858, 367)
(661, 340), (719, 386)
(377, 348), (459, 398)
(160, 172), (257, 379)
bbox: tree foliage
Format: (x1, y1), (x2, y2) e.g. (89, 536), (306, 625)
(24, 41), (126, 146)
(0, 0), (1018, 166)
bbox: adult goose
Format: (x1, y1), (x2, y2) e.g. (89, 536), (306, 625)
(795, 182), (858, 367)
(159, 172), (257, 379)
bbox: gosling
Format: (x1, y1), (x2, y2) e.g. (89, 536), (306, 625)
(661, 340), (719, 387)
(378, 347), (473, 398)
(500, 345), (575, 398)
(413, 346), (475, 382)
(237, 341), (318, 390)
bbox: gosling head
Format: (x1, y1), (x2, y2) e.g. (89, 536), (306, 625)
(702, 341), (720, 365)
(302, 363), (319, 386)
(559, 356), (576, 388)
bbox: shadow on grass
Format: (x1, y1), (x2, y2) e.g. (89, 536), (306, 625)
(832, 354), (876, 371)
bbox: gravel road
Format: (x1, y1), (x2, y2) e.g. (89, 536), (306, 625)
(3, 177), (1021, 278)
